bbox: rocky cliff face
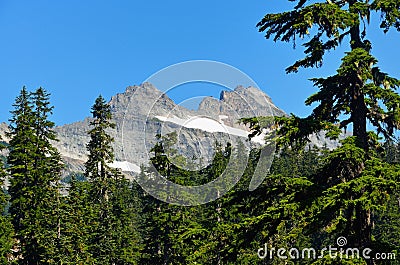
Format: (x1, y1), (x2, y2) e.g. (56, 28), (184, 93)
(52, 82), (283, 173)
(0, 83), (345, 176)
(0, 122), (8, 141)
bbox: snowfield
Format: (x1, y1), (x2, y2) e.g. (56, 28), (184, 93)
(155, 115), (266, 145)
(109, 115), (267, 173)
(109, 161), (141, 173)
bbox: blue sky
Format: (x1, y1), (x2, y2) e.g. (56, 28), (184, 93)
(0, 1), (399, 125)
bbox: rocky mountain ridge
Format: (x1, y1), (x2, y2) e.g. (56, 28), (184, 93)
(0, 83), (341, 176)
(53, 82), (284, 173)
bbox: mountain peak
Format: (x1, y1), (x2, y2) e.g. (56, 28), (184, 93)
(51, 82), (287, 174)
(109, 83), (177, 116)
(123, 82), (161, 95)
(214, 86), (284, 117)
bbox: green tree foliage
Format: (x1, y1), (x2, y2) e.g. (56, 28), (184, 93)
(7, 87), (63, 264)
(184, 146), (326, 264)
(139, 133), (192, 265)
(373, 140), (400, 262)
(374, 193), (400, 262)
(139, 134), (232, 264)
(84, 95), (141, 264)
(0, 139), (13, 264)
(258, 0), (400, 146)
(140, 134), (277, 264)
(248, 1), (400, 263)
(110, 175), (142, 264)
(85, 96), (119, 264)
(59, 175), (96, 264)
(383, 139), (400, 164)
(257, 0), (400, 149)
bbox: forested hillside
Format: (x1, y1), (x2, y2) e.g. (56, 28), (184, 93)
(0, 86), (398, 264)
(1, 1), (400, 264)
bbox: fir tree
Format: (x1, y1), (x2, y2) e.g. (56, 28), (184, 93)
(139, 134), (180, 265)
(141, 137), (239, 264)
(250, 1), (400, 263)
(110, 176), (142, 264)
(7, 87), (63, 264)
(85, 95), (141, 264)
(59, 175), (96, 264)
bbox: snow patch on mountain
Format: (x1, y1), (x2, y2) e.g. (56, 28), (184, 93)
(155, 115), (265, 145)
(109, 161), (141, 173)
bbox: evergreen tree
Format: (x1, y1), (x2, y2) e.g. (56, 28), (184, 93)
(7, 87), (63, 264)
(374, 193), (400, 262)
(59, 175), (96, 264)
(139, 133), (183, 265)
(257, 0), (400, 148)
(84, 95), (116, 264)
(383, 139), (400, 164)
(31, 88), (64, 263)
(374, 141), (400, 262)
(140, 136), (243, 264)
(247, 1), (400, 263)
(85, 95), (141, 264)
(110, 176), (142, 264)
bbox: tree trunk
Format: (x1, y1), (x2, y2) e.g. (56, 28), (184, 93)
(351, 88), (368, 150)
(349, 1), (368, 151)
(348, 3), (372, 264)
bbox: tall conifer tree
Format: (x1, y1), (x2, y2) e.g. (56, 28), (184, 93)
(85, 95), (117, 264)
(85, 95), (141, 264)
(59, 175), (96, 264)
(248, 1), (400, 262)
(7, 87), (63, 264)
